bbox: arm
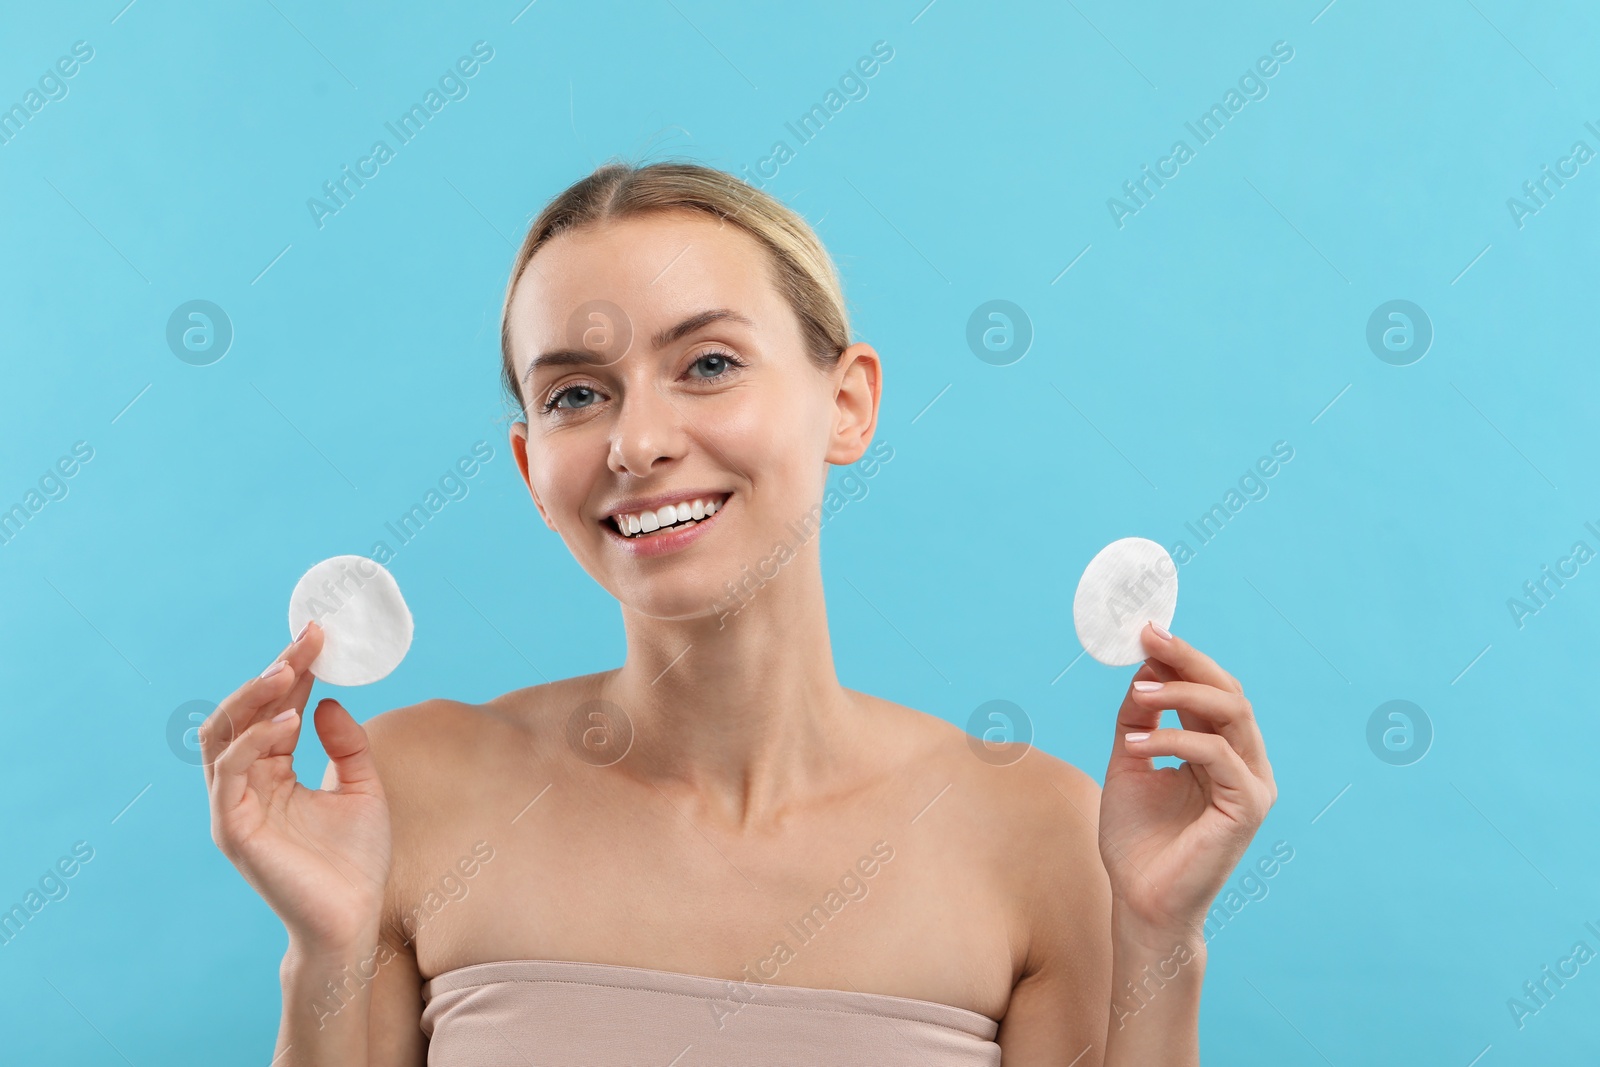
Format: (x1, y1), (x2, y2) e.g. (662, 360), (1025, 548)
(276, 923), (384, 1065)
(997, 624), (1274, 1064)
(992, 759), (1113, 1065)
(1100, 905), (1204, 1065)
(200, 621), (399, 1065)
(275, 913), (427, 1066)
(362, 713), (429, 1067)
(1097, 623), (1277, 1066)
(282, 709), (430, 1065)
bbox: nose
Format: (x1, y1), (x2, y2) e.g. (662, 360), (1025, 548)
(607, 382), (688, 477)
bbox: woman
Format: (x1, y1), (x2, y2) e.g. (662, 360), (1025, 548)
(202, 161), (1276, 1065)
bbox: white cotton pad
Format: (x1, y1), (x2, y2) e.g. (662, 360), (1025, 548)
(1072, 537), (1178, 666)
(287, 555), (413, 686)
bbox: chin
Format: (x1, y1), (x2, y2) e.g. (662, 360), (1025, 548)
(616, 582), (732, 623)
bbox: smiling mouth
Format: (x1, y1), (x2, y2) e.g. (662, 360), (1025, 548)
(607, 493), (731, 539)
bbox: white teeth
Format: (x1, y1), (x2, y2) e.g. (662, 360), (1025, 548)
(613, 495), (726, 537)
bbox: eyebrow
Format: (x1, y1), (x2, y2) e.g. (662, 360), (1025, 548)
(523, 307), (756, 385)
(650, 307), (754, 351)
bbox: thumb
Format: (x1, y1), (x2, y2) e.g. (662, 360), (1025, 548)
(312, 698), (383, 796)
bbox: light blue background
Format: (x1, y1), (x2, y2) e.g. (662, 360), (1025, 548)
(2, 0), (1597, 1062)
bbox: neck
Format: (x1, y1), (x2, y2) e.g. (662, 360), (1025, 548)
(598, 552), (854, 828)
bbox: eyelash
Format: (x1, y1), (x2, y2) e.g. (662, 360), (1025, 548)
(538, 349), (748, 414)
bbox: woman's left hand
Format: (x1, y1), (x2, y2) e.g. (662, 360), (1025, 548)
(1097, 621), (1277, 945)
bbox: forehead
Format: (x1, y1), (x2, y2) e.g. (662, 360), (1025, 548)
(506, 210), (787, 369)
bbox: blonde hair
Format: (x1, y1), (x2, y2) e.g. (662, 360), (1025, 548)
(499, 160), (852, 411)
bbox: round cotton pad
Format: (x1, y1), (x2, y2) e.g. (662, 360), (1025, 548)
(1073, 537), (1178, 666)
(287, 555), (413, 686)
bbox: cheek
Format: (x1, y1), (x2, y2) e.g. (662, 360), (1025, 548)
(709, 387), (828, 488)
(528, 436), (597, 524)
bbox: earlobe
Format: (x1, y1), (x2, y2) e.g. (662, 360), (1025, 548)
(826, 342), (883, 465)
(508, 422), (557, 531)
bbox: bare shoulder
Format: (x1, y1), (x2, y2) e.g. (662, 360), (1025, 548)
(355, 696), (486, 786)
(854, 692), (1110, 959)
(352, 673), (607, 790)
(335, 675), (611, 879)
(854, 690), (1102, 852)
(344, 676), (606, 928)
(858, 694), (1112, 1043)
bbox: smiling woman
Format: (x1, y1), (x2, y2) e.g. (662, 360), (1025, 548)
(200, 159), (1277, 1066)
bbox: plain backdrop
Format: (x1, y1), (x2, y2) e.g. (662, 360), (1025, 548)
(1, 1), (1597, 1062)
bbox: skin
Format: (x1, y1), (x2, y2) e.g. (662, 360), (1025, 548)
(202, 208), (1275, 1065)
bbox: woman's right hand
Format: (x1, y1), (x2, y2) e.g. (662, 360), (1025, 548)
(201, 620), (393, 952)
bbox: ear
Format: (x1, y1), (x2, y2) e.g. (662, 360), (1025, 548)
(824, 342), (882, 466)
(509, 421), (557, 531)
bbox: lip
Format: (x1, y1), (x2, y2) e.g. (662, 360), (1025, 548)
(603, 488), (731, 522)
(602, 491), (731, 558)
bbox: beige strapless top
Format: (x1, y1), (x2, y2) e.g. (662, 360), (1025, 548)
(419, 959), (1002, 1066)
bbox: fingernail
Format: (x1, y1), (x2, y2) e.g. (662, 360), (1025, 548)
(1125, 731), (1151, 744)
(272, 707), (299, 723)
(1133, 680), (1163, 692)
(293, 620), (312, 643)
(260, 660), (287, 679)
(1148, 621), (1171, 640)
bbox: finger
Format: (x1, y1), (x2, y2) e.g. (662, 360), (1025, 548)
(277, 621), (326, 737)
(1110, 660), (1184, 758)
(1137, 657), (1240, 754)
(1121, 727), (1267, 822)
(1138, 623), (1243, 694)
(201, 621), (327, 790)
(1127, 678), (1269, 774)
(211, 708), (301, 816)
(1115, 662), (1167, 738)
(265, 618), (325, 688)
(312, 699), (383, 797)
(1140, 657), (1179, 684)
(1132, 656), (1274, 791)
(201, 656), (299, 790)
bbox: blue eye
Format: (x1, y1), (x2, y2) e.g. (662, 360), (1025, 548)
(542, 384), (599, 412)
(689, 350), (743, 378)
(539, 351), (745, 415)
